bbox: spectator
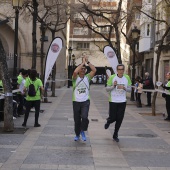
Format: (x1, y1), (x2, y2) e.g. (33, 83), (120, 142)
(136, 76), (143, 107)
(17, 69), (28, 116)
(143, 72), (154, 107)
(22, 69), (44, 127)
(162, 72), (170, 121)
(134, 80), (138, 101)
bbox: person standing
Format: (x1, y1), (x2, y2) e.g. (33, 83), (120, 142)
(17, 69), (28, 116)
(22, 69), (44, 127)
(136, 76), (143, 107)
(104, 64), (131, 142)
(143, 72), (154, 106)
(162, 72), (170, 121)
(72, 56), (96, 141)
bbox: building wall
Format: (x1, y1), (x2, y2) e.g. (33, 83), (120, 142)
(0, 2), (68, 87)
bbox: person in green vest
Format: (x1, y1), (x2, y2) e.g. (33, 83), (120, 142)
(0, 73), (3, 93)
(22, 69), (44, 127)
(104, 64), (132, 142)
(72, 56), (96, 141)
(17, 69), (28, 116)
(162, 72), (170, 121)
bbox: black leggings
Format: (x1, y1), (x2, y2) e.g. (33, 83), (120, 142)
(107, 102), (126, 135)
(23, 100), (41, 125)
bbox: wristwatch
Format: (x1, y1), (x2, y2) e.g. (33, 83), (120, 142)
(87, 61), (90, 64)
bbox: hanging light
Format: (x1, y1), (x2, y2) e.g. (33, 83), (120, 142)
(131, 26), (140, 40)
(68, 47), (73, 55)
(12, 0), (23, 8)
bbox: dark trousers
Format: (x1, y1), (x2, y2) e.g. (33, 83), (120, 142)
(137, 93), (142, 106)
(107, 102), (126, 136)
(135, 92), (138, 101)
(17, 94), (24, 115)
(23, 100), (41, 125)
(73, 100), (90, 136)
(147, 92), (151, 105)
(166, 95), (170, 118)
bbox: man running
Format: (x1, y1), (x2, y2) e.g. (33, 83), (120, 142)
(104, 64), (131, 142)
(72, 56), (96, 141)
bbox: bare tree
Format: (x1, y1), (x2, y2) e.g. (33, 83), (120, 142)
(70, 0), (126, 64)
(23, 0), (70, 97)
(0, 38), (14, 132)
(135, 1), (170, 115)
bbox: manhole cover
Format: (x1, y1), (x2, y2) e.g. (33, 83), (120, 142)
(136, 134), (157, 138)
(91, 119), (98, 122)
(0, 127), (28, 134)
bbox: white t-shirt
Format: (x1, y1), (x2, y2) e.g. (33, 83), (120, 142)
(107, 74), (131, 103)
(72, 74), (91, 102)
(19, 78), (26, 94)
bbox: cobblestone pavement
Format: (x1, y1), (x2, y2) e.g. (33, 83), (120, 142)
(0, 85), (170, 170)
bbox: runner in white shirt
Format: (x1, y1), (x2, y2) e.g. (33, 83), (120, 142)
(72, 56), (96, 141)
(104, 64), (131, 142)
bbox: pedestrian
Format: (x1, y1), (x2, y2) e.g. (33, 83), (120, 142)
(134, 80), (138, 101)
(162, 72), (170, 121)
(72, 56), (96, 141)
(143, 72), (154, 107)
(17, 69), (28, 116)
(22, 69), (44, 127)
(136, 76), (143, 107)
(104, 64), (131, 142)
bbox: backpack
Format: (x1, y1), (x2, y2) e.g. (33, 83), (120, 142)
(28, 80), (37, 97)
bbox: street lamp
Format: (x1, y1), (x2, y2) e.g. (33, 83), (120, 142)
(67, 47), (72, 88)
(12, 0), (23, 91)
(72, 54), (75, 69)
(12, 0), (23, 78)
(130, 26), (140, 101)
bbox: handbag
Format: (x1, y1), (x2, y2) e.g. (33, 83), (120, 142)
(162, 93), (166, 98)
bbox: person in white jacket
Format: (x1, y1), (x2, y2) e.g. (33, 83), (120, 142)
(136, 76), (143, 107)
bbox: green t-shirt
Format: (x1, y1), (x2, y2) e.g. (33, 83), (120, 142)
(166, 81), (170, 95)
(0, 80), (3, 92)
(24, 78), (43, 101)
(17, 75), (23, 85)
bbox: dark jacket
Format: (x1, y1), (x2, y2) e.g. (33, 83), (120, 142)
(143, 76), (154, 89)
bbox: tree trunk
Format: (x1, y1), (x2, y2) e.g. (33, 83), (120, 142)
(151, 27), (170, 116)
(0, 39), (14, 131)
(114, 0), (123, 64)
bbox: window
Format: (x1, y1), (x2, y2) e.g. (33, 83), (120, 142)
(135, 12), (140, 20)
(77, 42), (90, 49)
(74, 12), (88, 20)
(73, 27), (88, 35)
(146, 24), (150, 36)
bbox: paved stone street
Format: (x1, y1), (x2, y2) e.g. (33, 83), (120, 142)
(0, 85), (170, 170)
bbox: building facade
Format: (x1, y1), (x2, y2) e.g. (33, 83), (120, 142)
(0, 1), (69, 88)
(69, 0), (130, 75)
